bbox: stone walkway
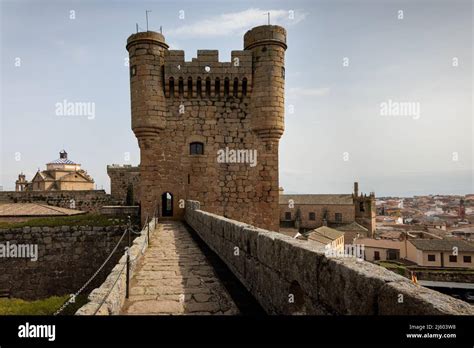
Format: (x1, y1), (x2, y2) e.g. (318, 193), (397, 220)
(121, 221), (239, 315)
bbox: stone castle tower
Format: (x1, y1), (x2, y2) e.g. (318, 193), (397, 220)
(126, 25), (287, 231)
(352, 182), (376, 237)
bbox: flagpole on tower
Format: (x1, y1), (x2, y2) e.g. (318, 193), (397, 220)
(145, 10), (152, 31)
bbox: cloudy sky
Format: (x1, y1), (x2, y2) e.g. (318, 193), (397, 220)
(0, 0), (472, 196)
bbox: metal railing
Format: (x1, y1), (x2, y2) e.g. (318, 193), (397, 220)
(54, 207), (158, 316)
(92, 207), (158, 314)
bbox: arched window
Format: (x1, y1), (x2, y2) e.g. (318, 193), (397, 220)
(178, 77), (184, 97)
(215, 78), (220, 96)
(205, 78), (211, 97)
(169, 77), (174, 97)
(190, 142), (204, 155)
(233, 78), (238, 97)
(187, 77), (193, 98)
(197, 77), (202, 97)
(242, 77), (248, 96)
(224, 77), (230, 97)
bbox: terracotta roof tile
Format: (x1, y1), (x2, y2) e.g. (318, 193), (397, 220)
(409, 239), (474, 252)
(0, 203), (85, 217)
(279, 194), (353, 205)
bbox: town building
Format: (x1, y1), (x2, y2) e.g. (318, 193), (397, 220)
(15, 150), (94, 192)
(307, 226), (345, 253)
(355, 237), (407, 262)
(406, 239), (474, 269)
(335, 222), (368, 244)
(450, 226), (474, 241)
(279, 182), (376, 237)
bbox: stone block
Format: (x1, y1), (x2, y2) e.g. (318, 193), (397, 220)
(378, 281), (474, 315)
(317, 256), (402, 315)
(256, 231), (278, 268)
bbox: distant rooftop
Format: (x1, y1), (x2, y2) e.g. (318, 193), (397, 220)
(0, 203), (85, 217)
(307, 226), (345, 245)
(279, 194), (353, 205)
(335, 222), (368, 232)
(409, 239), (474, 252)
(47, 150), (78, 165)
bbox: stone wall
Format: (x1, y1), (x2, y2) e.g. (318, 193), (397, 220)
(0, 225), (127, 299)
(107, 165), (140, 205)
(75, 218), (156, 315)
(185, 200), (474, 315)
(100, 206), (140, 217)
(0, 190), (114, 213)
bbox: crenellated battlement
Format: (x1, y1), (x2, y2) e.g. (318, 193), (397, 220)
(164, 50), (252, 98)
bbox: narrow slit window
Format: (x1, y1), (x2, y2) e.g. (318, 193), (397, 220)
(205, 78), (211, 97)
(215, 78), (220, 96)
(187, 77), (193, 98)
(233, 78), (238, 97)
(178, 77), (184, 97)
(224, 78), (230, 97)
(242, 77), (248, 96)
(197, 77), (202, 97)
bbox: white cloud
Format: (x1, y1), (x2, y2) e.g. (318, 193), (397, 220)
(168, 8), (307, 38)
(287, 87), (330, 98)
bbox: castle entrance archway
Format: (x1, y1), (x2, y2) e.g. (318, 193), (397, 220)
(161, 192), (173, 217)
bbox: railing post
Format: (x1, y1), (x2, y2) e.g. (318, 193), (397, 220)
(125, 247), (130, 299)
(147, 218), (150, 246)
(127, 215), (131, 247)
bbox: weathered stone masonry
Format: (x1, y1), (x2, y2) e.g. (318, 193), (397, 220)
(76, 219), (155, 315)
(185, 200), (474, 315)
(127, 25), (287, 231)
(0, 225), (127, 300)
(0, 190), (113, 213)
(107, 165), (140, 205)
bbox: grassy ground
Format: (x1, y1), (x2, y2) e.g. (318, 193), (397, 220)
(0, 214), (134, 229)
(0, 295), (88, 315)
(377, 260), (474, 276)
(378, 261), (407, 276)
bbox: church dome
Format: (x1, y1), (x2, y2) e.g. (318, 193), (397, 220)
(47, 150), (78, 165)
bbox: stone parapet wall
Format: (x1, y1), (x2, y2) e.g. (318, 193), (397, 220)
(164, 50), (253, 98)
(100, 206), (140, 217)
(106, 165), (140, 204)
(75, 218), (156, 315)
(0, 190), (114, 213)
(0, 225), (126, 299)
(185, 200), (474, 315)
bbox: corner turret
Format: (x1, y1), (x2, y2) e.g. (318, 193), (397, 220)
(126, 31), (169, 141)
(244, 25), (287, 143)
